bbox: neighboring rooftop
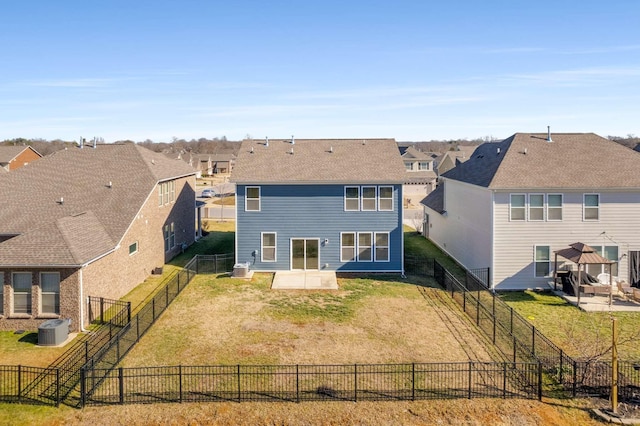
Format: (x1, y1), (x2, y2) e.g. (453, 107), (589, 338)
(0, 143), (196, 266)
(231, 138), (406, 183)
(441, 133), (640, 189)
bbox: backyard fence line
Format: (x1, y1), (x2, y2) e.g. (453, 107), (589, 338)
(80, 361), (542, 406)
(431, 259), (640, 401)
(0, 365), (60, 406)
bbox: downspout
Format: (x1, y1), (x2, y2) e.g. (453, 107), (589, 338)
(79, 267), (88, 332)
(400, 184), (406, 278)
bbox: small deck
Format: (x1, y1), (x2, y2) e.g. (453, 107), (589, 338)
(271, 271), (338, 290)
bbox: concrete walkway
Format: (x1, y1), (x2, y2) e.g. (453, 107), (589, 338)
(271, 271), (338, 290)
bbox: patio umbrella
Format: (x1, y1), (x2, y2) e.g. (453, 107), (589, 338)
(553, 242), (617, 306)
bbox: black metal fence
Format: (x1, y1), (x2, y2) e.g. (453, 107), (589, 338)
(0, 365), (60, 406)
(431, 259), (640, 402)
(87, 297), (131, 326)
(81, 361), (541, 406)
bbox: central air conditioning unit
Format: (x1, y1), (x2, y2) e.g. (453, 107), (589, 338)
(233, 262), (250, 278)
(38, 318), (70, 346)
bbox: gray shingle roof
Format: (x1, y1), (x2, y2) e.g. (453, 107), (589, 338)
(231, 138), (405, 183)
(442, 133), (640, 189)
(0, 143), (196, 266)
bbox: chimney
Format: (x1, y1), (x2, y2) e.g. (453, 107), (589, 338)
(547, 126), (553, 142)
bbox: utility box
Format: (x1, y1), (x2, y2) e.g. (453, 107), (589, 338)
(38, 319), (69, 346)
(233, 262), (250, 278)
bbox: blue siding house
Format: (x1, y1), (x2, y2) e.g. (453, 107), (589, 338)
(231, 138), (406, 273)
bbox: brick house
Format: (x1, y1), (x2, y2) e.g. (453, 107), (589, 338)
(0, 145), (42, 172)
(0, 143), (198, 332)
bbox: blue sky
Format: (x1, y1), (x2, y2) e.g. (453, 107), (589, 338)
(1, 1), (639, 142)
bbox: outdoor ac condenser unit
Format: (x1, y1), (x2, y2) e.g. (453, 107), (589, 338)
(233, 262), (250, 278)
(38, 318), (69, 346)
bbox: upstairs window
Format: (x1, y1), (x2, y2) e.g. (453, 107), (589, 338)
(404, 162), (413, 171)
(528, 194), (544, 221)
(12, 272), (32, 315)
(584, 194), (599, 220)
(378, 186), (393, 211)
(246, 187), (261, 211)
(361, 186), (377, 211)
(169, 180), (176, 202)
(40, 272), (60, 315)
(345, 187), (360, 211)
(510, 194), (526, 221)
(418, 162), (430, 171)
(547, 194), (563, 221)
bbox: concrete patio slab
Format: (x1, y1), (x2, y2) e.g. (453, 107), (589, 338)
(553, 290), (640, 312)
(271, 271), (338, 290)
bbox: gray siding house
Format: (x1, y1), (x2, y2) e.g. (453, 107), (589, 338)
(231, 138), (406, 273)
(422, 132), (640, 290)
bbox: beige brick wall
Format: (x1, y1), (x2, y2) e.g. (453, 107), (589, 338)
(0, 175), (196, 333)
(0, 268), (80, 332)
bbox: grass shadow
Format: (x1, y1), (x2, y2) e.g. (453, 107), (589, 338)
(18, 333), (38, 344)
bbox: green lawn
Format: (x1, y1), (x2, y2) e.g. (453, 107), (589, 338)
(500, 290), (640, 361)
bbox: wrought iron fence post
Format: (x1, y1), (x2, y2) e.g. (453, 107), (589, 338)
(559, 350), (564, 384)
(80, 367), (86, 408)
(532, 327), (536, 357)
(100, 297), (104, 324)
(127, 301), (131, 324)
(179, 365), (183, 403)
(296, 365), (300, 403)
(119, 367), (124, 404)
(165, 284), (169, 307)
(510, 307), (514, 334)
(354, 364), (358, 402)
(572, 360), (577, 397)
(502, 363), (507, 399)
(152, 298), (156, 321)
(513, 336), (517, 363)
(412, 363), (416, 401)
(177, 272), (181, 292)
(56, 368), (60, 407)
(85, 341), (89, 364)
(463, 288), (466, 312)
(237, 365), (241, 402)
(468, 361), (472, 399)
(17, 365), (22, 400)
(538, 362), (543, 401)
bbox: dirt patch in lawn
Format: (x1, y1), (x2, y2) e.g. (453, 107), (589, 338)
(122, 273), (495, 367)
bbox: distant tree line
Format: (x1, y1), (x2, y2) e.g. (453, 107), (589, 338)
(2, 134), (639, 157)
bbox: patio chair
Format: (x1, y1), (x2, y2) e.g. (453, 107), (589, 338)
(617, 281), (634, 299)
(597, 273), (612, 285)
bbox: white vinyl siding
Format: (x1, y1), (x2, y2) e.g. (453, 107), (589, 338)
(510, 194), (526, 221)
(586, 245), (619, 277)
(261, 232), (277, 262)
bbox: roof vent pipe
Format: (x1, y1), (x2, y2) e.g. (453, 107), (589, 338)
(290, 147), (294, 155)
(291, 135), (295, 145)
(497, 147), (501, 155)
(547, 126), (553, 142)
(265, 137), (269, 147)
(330, 146), (333, 153)
(58, 197), (64, 205)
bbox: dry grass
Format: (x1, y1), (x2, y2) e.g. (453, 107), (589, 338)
(121, 273), (495, 367)
(0, 398), (606, 425)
